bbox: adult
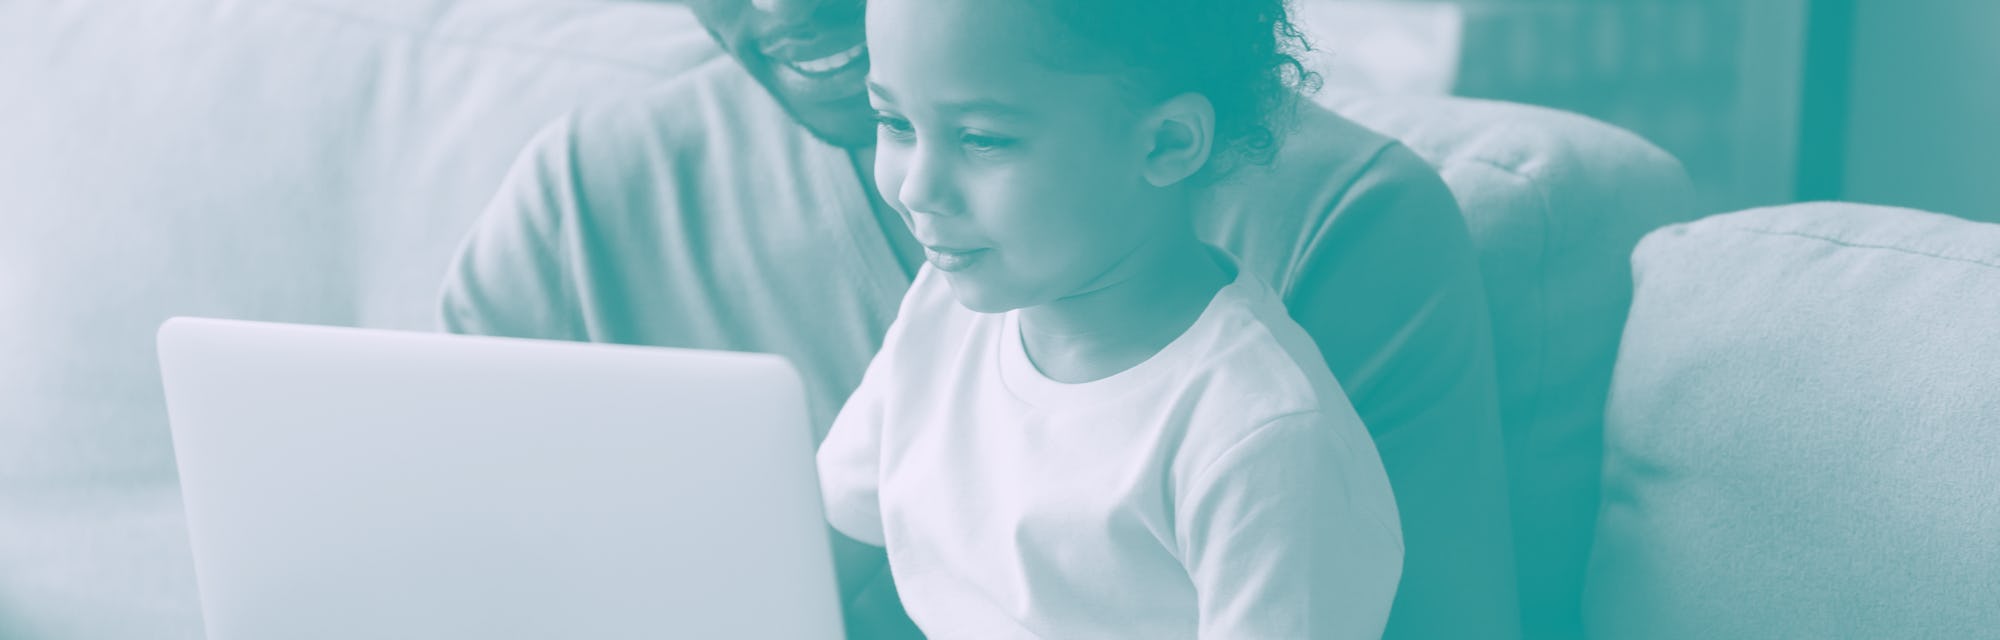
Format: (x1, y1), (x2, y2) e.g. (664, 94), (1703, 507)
(440, 0), (1519, 637)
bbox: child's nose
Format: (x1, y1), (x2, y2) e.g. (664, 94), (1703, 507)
(898, 151), (957, 218)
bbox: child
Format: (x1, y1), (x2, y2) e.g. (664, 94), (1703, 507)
(817, 0), (1403, 636)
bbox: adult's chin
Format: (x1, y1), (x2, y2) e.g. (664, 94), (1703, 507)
(788, 94), (879, 150)
(744, 54), (878, 149)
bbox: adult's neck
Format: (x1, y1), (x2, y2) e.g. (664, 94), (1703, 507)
(851, 145), (877, 186)
(1017, 213), (1229, 384)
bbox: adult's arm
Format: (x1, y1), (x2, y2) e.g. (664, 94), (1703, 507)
(1285, 144), (1523, 639)
(438, 114), (590, 340)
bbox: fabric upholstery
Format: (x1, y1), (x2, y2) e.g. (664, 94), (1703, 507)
(1586, 203), (2000, 639)
(1317, 91), (1700, 639)
(0, 1), (714, 637)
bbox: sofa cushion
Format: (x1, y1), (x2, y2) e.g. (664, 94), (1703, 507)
(0, 1), (713, 637)
(1319, 91), (1699, 639)
(1586, 202), (2000, 638)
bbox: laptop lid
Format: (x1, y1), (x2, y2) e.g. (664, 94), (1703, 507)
(157, 317), (844, 639)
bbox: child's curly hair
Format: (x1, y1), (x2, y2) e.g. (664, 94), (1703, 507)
(1025, 0), (1321, 182)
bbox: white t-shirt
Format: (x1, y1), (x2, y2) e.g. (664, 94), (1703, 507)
(818, 254), (1404, 639)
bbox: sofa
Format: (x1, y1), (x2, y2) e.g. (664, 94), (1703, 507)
(4, 1), (1992, 638)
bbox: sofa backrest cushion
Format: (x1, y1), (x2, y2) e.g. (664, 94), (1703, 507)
(0, 1), (712, 636)
(1586, 202), (2000, 638)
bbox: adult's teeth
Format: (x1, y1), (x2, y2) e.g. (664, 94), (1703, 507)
(793, 44), (865, 74)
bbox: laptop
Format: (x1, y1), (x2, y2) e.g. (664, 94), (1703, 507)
(156, 317), (845, 639)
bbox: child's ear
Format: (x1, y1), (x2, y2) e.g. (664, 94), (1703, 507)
(1140, 93), (1214, 187)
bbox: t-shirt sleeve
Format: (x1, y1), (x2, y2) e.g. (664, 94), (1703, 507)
(437, 113), (590, 340)
(817, 265), (953, 548)
(816, 347), (890, 547)
(1176, 411), (1405, 639)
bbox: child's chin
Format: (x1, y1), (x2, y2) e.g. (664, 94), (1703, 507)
(943, 281), (1024, 315)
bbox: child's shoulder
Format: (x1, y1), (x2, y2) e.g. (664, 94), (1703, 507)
(1165, 274), (1369, 488)
(1177, 270), (1350, 428)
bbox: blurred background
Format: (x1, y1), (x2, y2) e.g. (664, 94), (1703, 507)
(1303, 0), (1997, 221)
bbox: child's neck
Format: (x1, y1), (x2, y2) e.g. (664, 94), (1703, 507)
(1017, 227), (1230, 384)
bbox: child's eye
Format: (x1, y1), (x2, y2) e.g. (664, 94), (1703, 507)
(960, 132), (1015, 154)
(873, 113), (915, 142)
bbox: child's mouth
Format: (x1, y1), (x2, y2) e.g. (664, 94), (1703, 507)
(925, 246), (987, 272)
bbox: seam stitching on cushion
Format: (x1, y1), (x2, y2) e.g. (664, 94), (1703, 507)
(1433, 153), (1555, 440)
(1521, 162), (1556, 446)
(1426, 146), (1541, 181)
(1723, 227), (2000, 271)
(1423, 119), (1690, 191)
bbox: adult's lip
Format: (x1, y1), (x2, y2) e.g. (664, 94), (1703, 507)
(760, 36), (869, 103)
(779, 42), (867, 78)
(762, 36), (865, 67)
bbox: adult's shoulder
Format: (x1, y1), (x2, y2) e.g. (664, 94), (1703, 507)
(548, 55), (803, 182)
(1198, 98), (1463, 298)
(1252, 98), (1454, 215)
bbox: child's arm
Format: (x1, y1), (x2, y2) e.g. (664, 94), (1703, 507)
(817, 310), (901, 605)
(1177, 411), (1404, 639)
(818, 382), (890, 604)
(826, 528), (887, 603)
(814, 266), (944, 636)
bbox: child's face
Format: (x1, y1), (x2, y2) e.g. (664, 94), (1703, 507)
(865, 0), (1170, 314)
